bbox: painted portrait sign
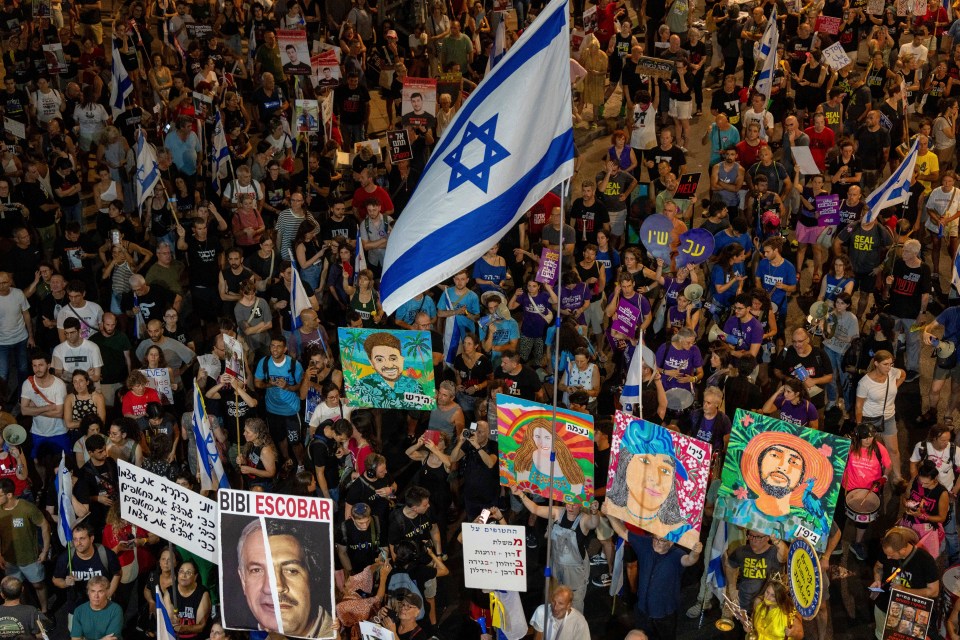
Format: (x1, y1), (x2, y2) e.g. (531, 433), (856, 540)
(605, 412), (711, 549)
(715, 410), (850, 551)
(338, 329), (436, 410)
(497, 395), (594, 506)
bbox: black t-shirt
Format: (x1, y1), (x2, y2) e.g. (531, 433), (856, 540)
(773, 346), (834, 409)
(185, 234), (222, 288)
(53, 233), (98, 276)
(322, 215), (358, 245)
(388, 509), (434, 549)
(15, 182), (54, 228)
(0, 199), (24, 238)
(252, 85), (287, 124)
(461, 439), (498, 506)
(114, 107), (143, 146)
(53, 545), (121, 612)
(0, 88), (28, 123)
(855, 126), (891, 171)
(494, 364), (542, 401)
(649, 145), (686, 177)
(343, 473), (395, 524)
(120, 284), (176, 323)
(569, 198), (609, 247)
(73, 459), (120, 531)
(0, 603), (40, 638)
(51, 170), (81, 207)
(334, 84), (371, 126)
(309, 433), (341, 491)
(886, 259), (931, 319)
(827, 155), (862, 200)
(876, 546), (940, 610)
(336, 517), (382, 573)
(593, 443), (610, 500)
(267, 279), (315, 332)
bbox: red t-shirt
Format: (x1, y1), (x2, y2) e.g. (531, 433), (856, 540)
(0, 455), (28, 496)
(352, 186), (395, 220)
(804, 126), (836, 172)
(734, 139), (766, 169)
(527, 192), (561, 241)
(122, 388), (162, 417)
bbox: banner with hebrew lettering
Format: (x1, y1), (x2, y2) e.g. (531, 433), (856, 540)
(605, 412), (711, 549)
(338, 328), (436, 410)
(676, 228), (714, 267)
(497, 394), (594, 505)
(715, 410), (850, 552)
(461, 522), (528, 591)
(640, 214), (673, 260)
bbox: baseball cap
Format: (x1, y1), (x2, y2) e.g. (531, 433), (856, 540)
(352, 502), (371, 517)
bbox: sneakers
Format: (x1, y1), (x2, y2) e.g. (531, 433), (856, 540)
(526, 532), (539, 549)
(592, 573), (612, 588)
(686, 600), (713, 618)
(906, 370), (920, 383)
(590, 552), (607, 566)
(850, 542), (867, 561)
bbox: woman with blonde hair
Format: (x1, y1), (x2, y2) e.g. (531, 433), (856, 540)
(751, 578), (803, 640)
(856, 349), (907, 488)
(514, 418), (585, 497)
(580, 34), (608, 126)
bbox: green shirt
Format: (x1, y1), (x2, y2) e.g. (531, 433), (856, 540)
(70, 601), (123, 640)
(440, 34), (473, 71)
(90, 331), (133, 385)
(0, 500), (44, 567)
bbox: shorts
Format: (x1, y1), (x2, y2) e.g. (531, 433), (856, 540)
(609, 209), (627, 236)
(854, 271), (877, 294)
(595, 514), (614, 541)
(30, 433), (71, 460)
(585, 299), (605, 335)
(795, 223), (823, 245)
(6, 561), (44, 584)
(934, 363), (960, 382)
(925, 216), (960, 237)
(267, 412), (303, 445)
(871, 415), (897, 437)
(668, 99), (693, 120)
(423, 577), (437, 599)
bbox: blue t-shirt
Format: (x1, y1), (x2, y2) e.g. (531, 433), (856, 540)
(710, 263), (745, 308)
(714, 230), (752, 256)
(438, 286), (480, 341)
(822, 274), (853, 302)
(394, 295), (437, 327)
(255, 355), (304, 416)
(480, 317), (520, 368)
(595, 248), (621, 287)
(629, 532), (687, 617)
(708, 122), (741, 165)
(938, 306), (960, 344)
(472, 258), (508, 293)
(755, 258), (797, 309)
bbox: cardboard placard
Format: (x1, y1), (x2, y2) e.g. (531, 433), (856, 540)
(867, 0), (885, 13)
(223, 333), (245, 384)
(278, 29), (311, 75)
(675, 172), (701, 197)
(387, 129), (412, 162)
(295, 99), (319, 132)
(635, 56), (676, 80)
(401, 77), (437, 130)
(882, 589), (934, 640)
(118, 460), (218, 563)
(461, 523), (528, 591)
(187, 24), (213, 40)
(218, 490), (336, 639)
(535, 247), (560, 285)
(141, 367), (174, 404)
(822, 42), (852, 70)
(792, 146), (822, 175)
(338, 328), (436, 410)
(3, 118), (24, 140)
(816, 194), (841, 226)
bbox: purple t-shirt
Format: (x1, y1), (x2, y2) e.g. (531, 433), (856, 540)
(519, 291), (552, 338)
(775, 396), (818, 427)
(662, 275), (689, 308)
(723, 315), (764, 348)
(656, 344), (704, 392)
(560, 283), (589, 324)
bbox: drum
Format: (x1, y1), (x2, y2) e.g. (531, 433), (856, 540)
(943, 564), (960, 604)
(844, 488), (881, 524)
(664, 388), (694, 423)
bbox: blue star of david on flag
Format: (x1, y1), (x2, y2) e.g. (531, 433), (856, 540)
(443, 114), (510, 193)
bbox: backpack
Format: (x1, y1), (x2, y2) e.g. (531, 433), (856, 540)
(386, 570), (426, 621)
(919, 441), (960, 481)
(258, 355), (298, 396)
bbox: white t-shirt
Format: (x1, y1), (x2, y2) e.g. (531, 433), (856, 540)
(309, 399), (352, 428)
(56, 302), (104, 340)
(742, 108), (774, 141)
(0, 288), (29, 344)
(856, 368), (901, 420)
(630, 103), (658, 150)
(899, 42), (929, 66)
(20, 376), (67, 437)
(32, 89), (63, 125)
(909, 440), (960, 488)
(73, 103), (109, 139)
(51, 339), (104, 375)
(528, 605), (589, 640)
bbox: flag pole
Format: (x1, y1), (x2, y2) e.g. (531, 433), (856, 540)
(541, 178), (570, 640)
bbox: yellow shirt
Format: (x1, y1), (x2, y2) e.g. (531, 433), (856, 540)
(752, 601), (793, 640)
(916, 150), (940, 195)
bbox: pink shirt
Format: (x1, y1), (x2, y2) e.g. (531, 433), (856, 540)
(842, 443), (891, 491)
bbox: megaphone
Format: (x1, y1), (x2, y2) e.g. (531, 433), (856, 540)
(683, 283), (704, 305)
(708, 324), (724, 343)
(808, 300), (832, 321)
(934, 338), (956, 361)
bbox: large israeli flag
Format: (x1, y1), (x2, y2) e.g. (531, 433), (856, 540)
(211, 110), (231, 195)
(192, 381), (229, 491)
(109, 45), (133, 117)
(136, 129), (160, 207)
(754, 11), (778, 102)
(379, 0), (574, 314)
(865, 138), (920, 222)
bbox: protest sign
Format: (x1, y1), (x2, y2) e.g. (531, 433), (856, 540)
(814, 16), (842, 34)
(401, 78), (437, 130)
(315, 59), (341, 87)
(118, 460), (217, 563)
(43, 43), (68, 75)
(192, 91), (213, 121)
(386, 129), (412, 162)
(438, 72), (462, 105)
(33, 0), (50, 17)
(535, 247), (560, 285)
(223, 333), (245, 384)
(606, 412), (710, 548)
(187, 24), (213, 40)
(218, 489), (336, 639)
(353, 139), (381, 159)
(3, 118), (24, 140)
(816, 195), (841, 226)
(675, 173), (701, 197)
(715, 410), (850, 551)
(676, 228), (714, 267)
(278, 29), (311, 75)
(883, 589), (934, 640)
(462, 522), (528, 591)
(583, 5), (597, 32)
(788, 537), (823, 619)
(635, 56), (676, 80)
(360, 622), (395, 640)
(338, 328), (436, 410)
(896, 0), (909, 15)
(497, 394), (594, 505)
(914, 0), (926, 12)
(141, 368), (174, 404)
(611, 297), (641, 336)
(295, 99), (320, 132)
(822, 42), (852, 70)
(640, 214), (674, 260)
(792, 146), (822, 175)
(866, 0), (885, 12)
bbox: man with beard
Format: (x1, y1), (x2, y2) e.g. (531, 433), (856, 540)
(90, 313), (132, 410)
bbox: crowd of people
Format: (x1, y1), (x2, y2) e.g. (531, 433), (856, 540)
(5, 0), (960, 638)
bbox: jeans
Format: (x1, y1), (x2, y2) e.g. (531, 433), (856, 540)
(0, 338), (29, 407)
(894, 316), (921, 373)
(825, 346), (846, 406)
(946, 501), (960, 563)
(342, 124), (366, 149)
(62, 201), (82, 226)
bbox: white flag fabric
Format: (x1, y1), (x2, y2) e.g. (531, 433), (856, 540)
(706, 520), (729, 598)
(156, 587), (177, 640)
(55, 453), (76, 546)
(754, 14), (779, 102)
(864, 138), (920, 222)
(109, 45), (133, 117)
(952, 244), (960, 294)
(191, 382), (229, 491)
(289, 252), (313, 330)
(136, 129), (160, 207)
(379, 0), (574, 314)
(619, 337), (654, 413)
(211, 110), (231, 195)
(486, 18), (506, 74)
